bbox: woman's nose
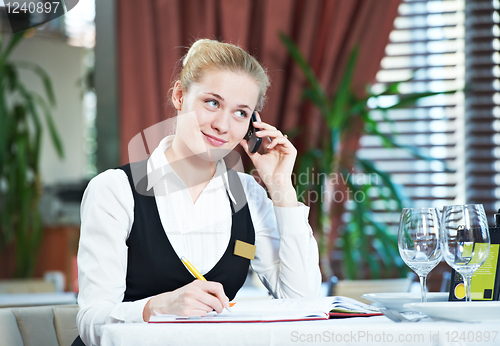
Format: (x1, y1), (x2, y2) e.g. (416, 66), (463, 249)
(210, 110), (230, 133)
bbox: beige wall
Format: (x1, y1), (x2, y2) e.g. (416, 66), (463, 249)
(9, 35), (87, 185)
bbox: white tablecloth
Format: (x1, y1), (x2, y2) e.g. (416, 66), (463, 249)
(101, 316), (500, 346)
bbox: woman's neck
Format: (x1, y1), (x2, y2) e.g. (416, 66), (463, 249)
(164, 139), (216, 190)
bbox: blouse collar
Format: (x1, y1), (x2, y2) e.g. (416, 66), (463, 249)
(146, 136), (236, 204)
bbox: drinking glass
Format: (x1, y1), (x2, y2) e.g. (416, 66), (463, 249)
(398, 208), (442, 302)
(441, 204), (490, 302)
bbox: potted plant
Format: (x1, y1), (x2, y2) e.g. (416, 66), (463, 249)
(0, 31), (64, 277)
(280, 33), (447, 280)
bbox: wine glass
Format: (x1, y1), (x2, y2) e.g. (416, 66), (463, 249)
(398, 208), (442, 302)
(441, 204), (490, 302)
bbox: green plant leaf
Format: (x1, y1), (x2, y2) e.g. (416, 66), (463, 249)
(279, 32), (329, 116)
(341, 227), (357, 279)
(302, 88), (330, 116)
(35, 94), (64, 159)
(357, 158), (410, 209)
(347, 179), (382, 279)
(15, 61), (56, 107)
(0, 105), (12, 169)
(3, 63), (18, 91)
(369, 215), (408, 277)
(0, 32), (24, 66)
(0, 31), (62, 276)
(295, 148), (322, 198)
(14, 113), (28, 191)
(351, 98), (369, 117)
(14, 83), (43, 166)
(378, 90), (456, 110)
(375, 81), (401, 96)
(281, 34), (449, 280)
(329, 46), (359, 129)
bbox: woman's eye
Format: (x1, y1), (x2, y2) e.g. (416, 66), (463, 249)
(206, 99), (219, 108)
(235, 110), (247, 118)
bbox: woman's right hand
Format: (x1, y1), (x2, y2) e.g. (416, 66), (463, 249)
(143, 280), (230, 321)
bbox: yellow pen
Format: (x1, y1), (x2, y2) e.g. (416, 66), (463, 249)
(180, 256), (232, 312)
(180, 256), (207, 281)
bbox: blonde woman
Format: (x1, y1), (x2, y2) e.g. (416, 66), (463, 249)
(73, 39), (321, 346)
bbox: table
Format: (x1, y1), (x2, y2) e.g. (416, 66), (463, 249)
(0, 292), (77, 307)
(101, 316), (500, 346)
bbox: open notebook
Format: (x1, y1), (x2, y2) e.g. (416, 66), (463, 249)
(149, 296), (381, 323)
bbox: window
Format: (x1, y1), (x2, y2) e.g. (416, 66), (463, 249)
(358, 0), (500, 223)
(465, 0), (500, 214)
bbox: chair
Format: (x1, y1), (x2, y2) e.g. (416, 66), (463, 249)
(0, 304), (79, 346)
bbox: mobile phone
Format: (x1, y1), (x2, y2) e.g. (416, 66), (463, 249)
(244, 111), (261, 153)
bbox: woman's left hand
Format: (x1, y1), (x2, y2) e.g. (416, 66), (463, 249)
(240, 112), (298, 207)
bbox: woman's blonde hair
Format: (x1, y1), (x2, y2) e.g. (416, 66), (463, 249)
(179, 39), (270, 111)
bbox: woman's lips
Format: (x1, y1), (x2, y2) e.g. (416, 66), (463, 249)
(202, 132), (227, 147)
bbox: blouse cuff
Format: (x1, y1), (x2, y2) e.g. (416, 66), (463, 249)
(108, 297), (150, 323)
(129, 297), (150, 323)
(273, 202), (312, 236)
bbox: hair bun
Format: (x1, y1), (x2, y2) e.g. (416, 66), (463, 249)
(182, 39), (214, 67)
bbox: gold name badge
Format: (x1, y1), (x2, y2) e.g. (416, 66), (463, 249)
(234, 240), (256, 260)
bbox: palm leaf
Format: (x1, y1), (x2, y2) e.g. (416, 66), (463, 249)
(281, 35), (450, 280)
(376, 82), (401, 96)
(15, 61), (56, 107)
(341, 226), (358, 279)
(35, 94), (64, 158)
(279, 33), (329, 117)
(329, 46), (359, 129)
(357, 158), (410, 209)
(381, 90), (456, 110)
(0, 32), (63, 277)
(302, 88), (329, 114)
(0, 32), (24, 66)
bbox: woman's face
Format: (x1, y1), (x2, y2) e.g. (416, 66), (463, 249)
(173, 69), (260, 161)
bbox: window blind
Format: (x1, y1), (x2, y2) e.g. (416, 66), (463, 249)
(357, 0), (467, 226)
(464, 0), (500, 215)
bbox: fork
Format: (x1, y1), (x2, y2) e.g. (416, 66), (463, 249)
(381, 309), (430, 323)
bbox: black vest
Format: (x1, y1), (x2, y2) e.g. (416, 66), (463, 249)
(118, 160), (255, 301)
(72, 162), (255, 346)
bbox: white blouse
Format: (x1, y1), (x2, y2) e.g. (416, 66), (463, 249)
(76, 136), (322, 346)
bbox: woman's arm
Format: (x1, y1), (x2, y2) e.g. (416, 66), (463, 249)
(239, 114), (298, 208)
(238, 114), (321, 297)
(78, 169), (230, 345)
(240, 173), (322, 298)
(142, 280), (229, 321)
(77, 169), (149, 346)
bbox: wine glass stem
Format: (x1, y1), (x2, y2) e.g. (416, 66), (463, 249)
(419, 275), (427, 302)
(464, 275), (473, 302)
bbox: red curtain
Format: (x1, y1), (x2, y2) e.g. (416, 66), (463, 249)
(117, 0), (401, 164)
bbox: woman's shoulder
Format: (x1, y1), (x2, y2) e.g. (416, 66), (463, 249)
(236, 171), (263, 189)
(82, 168), (135, 215)
(235, 171), (269, 202)
(89, 168), (129, 185)
(234, 171), (274, 227)
(86, 168), (131, 196)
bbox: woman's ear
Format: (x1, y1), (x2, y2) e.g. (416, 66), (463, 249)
(172, 80), (184, 111)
